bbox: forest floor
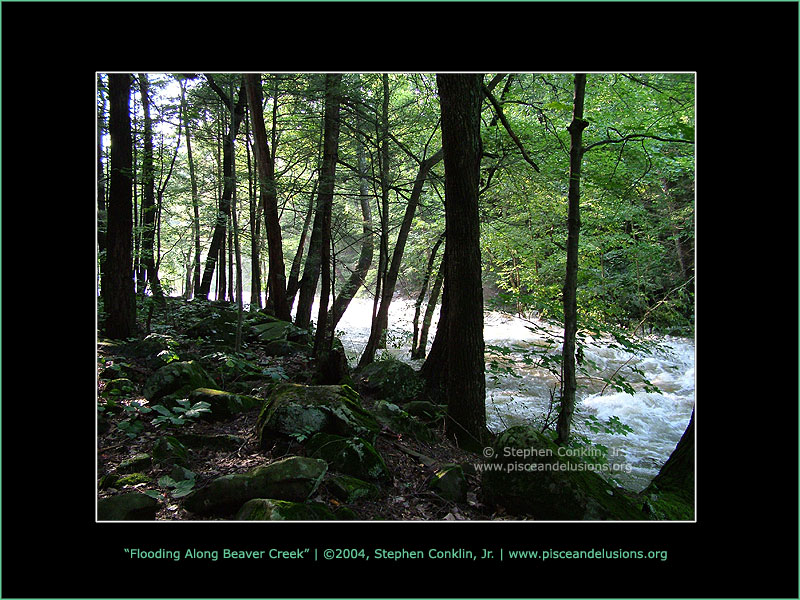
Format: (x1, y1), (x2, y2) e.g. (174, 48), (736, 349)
(97, 302), (521, 521)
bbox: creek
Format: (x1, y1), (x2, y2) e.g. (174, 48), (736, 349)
(322, 297), (695, 493)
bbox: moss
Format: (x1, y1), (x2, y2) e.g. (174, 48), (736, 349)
(116, 472), (152, 486)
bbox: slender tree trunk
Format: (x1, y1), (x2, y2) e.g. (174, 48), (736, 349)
(411, 232), (444, 358)
(286, 184), (316, 310)
(328, 88), (374, 331)
(371, 74), (391, 347)
(296, 74), (342, 332)
(104, 74), (136, 338)
(556, 74), (589, 446)
(137, 74), (164, 301)
(197, 76), (247, 299)
(418, 257), (444, 359)
(358, 148), (443, 368)
(436, 73), (487, 451)
(180, 81), (202, 299)
(245, 74), (291, 320)
(245, 116), (262, 309)
(97, 75), (107, 298)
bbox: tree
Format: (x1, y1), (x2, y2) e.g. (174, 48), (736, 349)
(436, 73), (488, 451)
(245, 73), (291, 321)
(556, 73), (588, 445)
(196, 75), (247, 300)
(295, 74), (342, 342)
(104, 74), (136, 338)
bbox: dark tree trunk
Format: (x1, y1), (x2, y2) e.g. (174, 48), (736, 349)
(245, 117), (262, 310)
(556, 74), (589, 446)
(179, 80), (202, 299)
(357, 148), (443, 368)
(436, 73), (487, 451)
(413, 254), (444, 360)
(646, 410), (694, 498)
(295, 74), (342, 333)
(411, 232), (444, 358)
(286, 186), (315, 311)
(104, 74), (136, 339)
(245, 74), (291, 321)
(97, 75), (107, 298)
(137, 74), (164, 301)
(197, 76), (247, 299)
(328, 83), (374, 331)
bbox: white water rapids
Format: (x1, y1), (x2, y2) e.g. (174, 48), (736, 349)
(317, 297), (695, 493)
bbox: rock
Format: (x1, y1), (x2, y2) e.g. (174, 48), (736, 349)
(235, 499), (337, 521)
(174, 433), (245, 451)
(372, 401), (438, 443)
(404, 400), (444, 422)
(256, 384), (380, 450)
(117, 453), (152, 474)
(143, 361), (216, 405)
(357, 359), (423, 404)
(263, 340), (309, 357)
(187, 388), (264, 421)
(326, 474), (381, 503)
(481, 426), (647, 521)
(182, 456), (328, 516)
(306, 433), (391, 482)
(253, 320), (310, 345)
(98, 491), (159, 520)
(429, 464), (467, 503)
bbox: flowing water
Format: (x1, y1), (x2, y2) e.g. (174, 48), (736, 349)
(324, 297), (695, 492)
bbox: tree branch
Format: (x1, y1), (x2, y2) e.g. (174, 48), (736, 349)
(583, 133), (694, 153)
(482, 84), (540, 173)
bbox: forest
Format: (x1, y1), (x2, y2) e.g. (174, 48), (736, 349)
(96, 72), (695, 522)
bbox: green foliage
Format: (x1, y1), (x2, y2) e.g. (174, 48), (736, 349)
(150, 399), (211, 427)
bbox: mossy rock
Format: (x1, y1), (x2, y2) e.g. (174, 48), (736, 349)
(306, 433), (391, 482)
(357, 359), (423, 404)
(253, 320), (311, 345)
(175, 433), (245, 451)
(372, 400), (438, 443)
(98, 491), (160, 520)
(404, 400), (445, 422)
(182, 456), (328, 516)
(187, 388), (264, 421)
(143, 361), (216, 405)
(116, 472), (152, 487)
(256, 384), (379, 450)
(429, 464), (467, 503)
(117, 453), (152, 474)
(152, 436), (190, 467)
(326, 474), (381, 503)
(641, 485), (694, 520)
(481, 425), (648, 521)
(235, 499), (337, 521)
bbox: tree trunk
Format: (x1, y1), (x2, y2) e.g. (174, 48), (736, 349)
(328, 89), (374, 331)
(411, 232), (444, 358)
(179, 80), (202, 299)
(295, 74), (342, 332)
(436, 73), (487, 451)
(647, 409), (694, 498)
(197, 76), (247, 299)
(137, 74), (164, 302)
(245, 116), (262, 310)
(97, 75), (107, 298)
(556, 74), (589, 446)
(286, 185), (315, 311)
(104, 74), (136, 339)
(245, 74), (291, 321)
(413, 254), (444, 360)
(357, 148), (443, 368)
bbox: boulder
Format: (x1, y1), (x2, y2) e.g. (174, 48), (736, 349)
(429, 464), (467, 503)
(404, 400), (444, 422)
(174, 433), (245, 451)
(326, 474), (381, 503)
(256, 384), (380, 450)
(306, 433), (391, 482)
(372, 401), (438, 443)
(235, 499), (337, 521)
(142, 361), (216, 405)
(117, 453), (152, 474)
(152, 436), (190, 467)
(187, 388), (264, 421)
(481, 425), (647, 521)
(357, 359), (423, 404)
(97, 491), (159, 520)
(182, 456), (327, 516)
